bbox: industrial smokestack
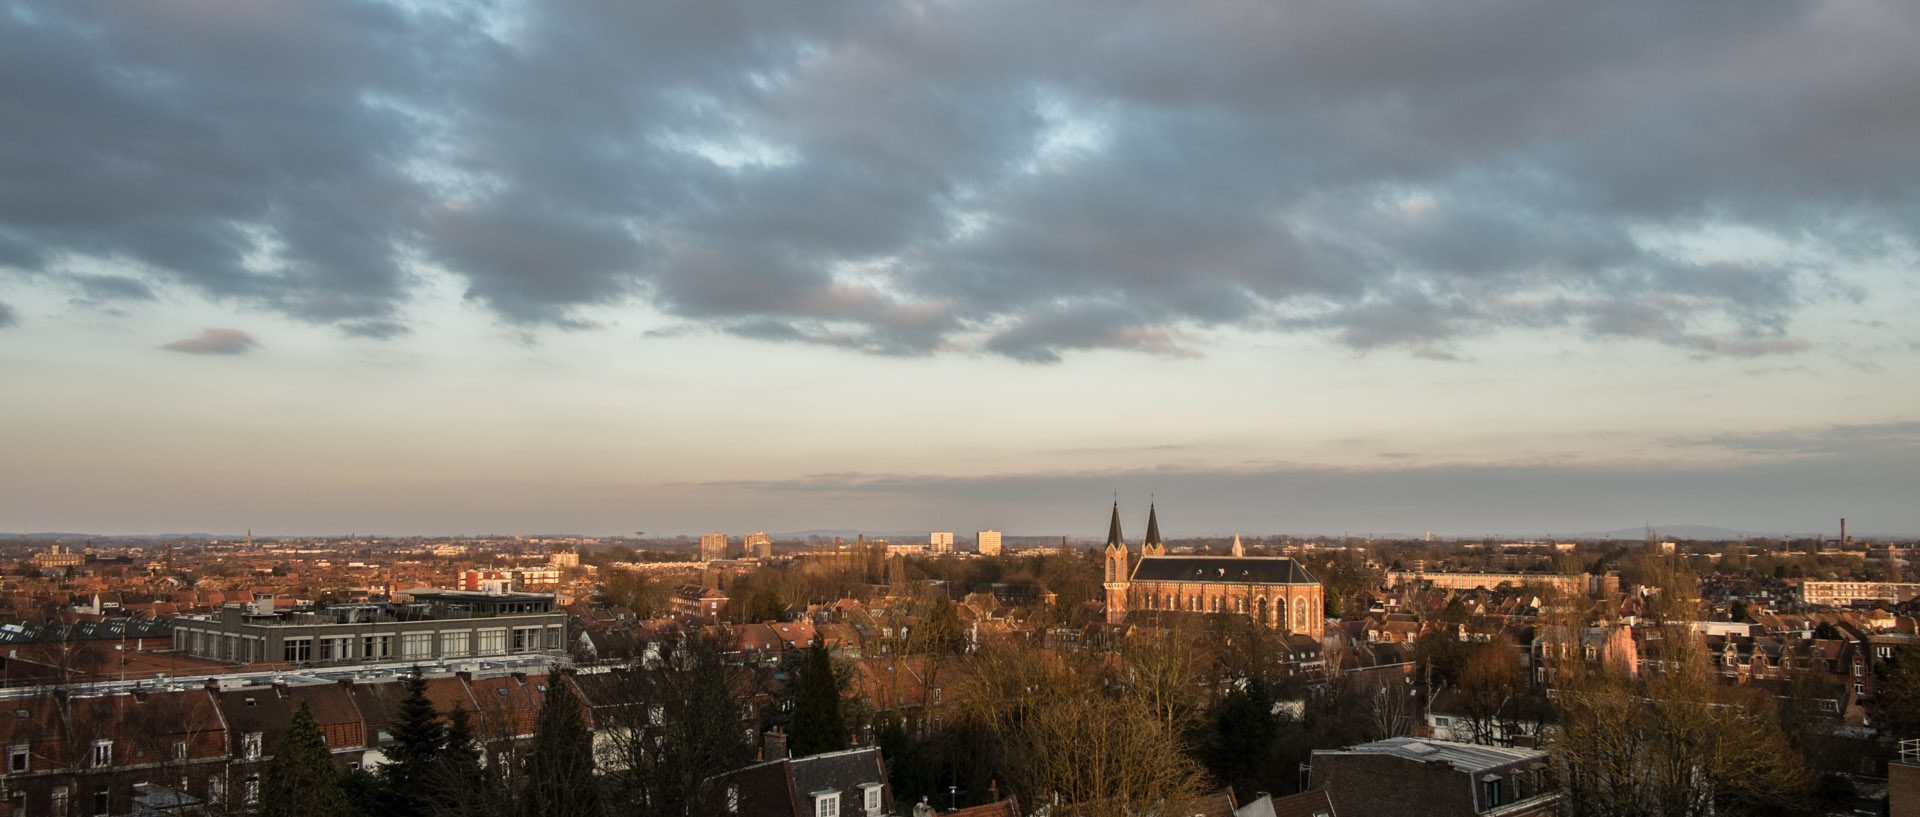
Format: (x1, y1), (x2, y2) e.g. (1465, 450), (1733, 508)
(1840, 517), (1848, 547)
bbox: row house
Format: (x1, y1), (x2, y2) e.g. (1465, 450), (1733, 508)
(0, 669), (557, 817)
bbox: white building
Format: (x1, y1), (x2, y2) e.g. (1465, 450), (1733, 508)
(930, 532), (954, 553)
(977, 530), (1002, 556)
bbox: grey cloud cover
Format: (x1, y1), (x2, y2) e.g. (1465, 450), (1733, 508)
(0, 300), (14, 327)
(162, 328), (259, 355)
(4, 0), (1915, 360)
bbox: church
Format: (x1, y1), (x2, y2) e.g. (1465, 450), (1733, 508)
(1102, 502), (1325, 638)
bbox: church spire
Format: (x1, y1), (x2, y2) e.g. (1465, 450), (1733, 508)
(1143, 503), (1165, 556)
(1230, 533), (1244, 557)
(1105, 501), (1126, 551)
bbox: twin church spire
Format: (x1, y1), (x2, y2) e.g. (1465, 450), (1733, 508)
(1104, 500), (1166, 556)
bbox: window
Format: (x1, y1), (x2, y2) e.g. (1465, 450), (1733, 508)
(727, 785), (740, 814)
(283, 637), (313, 663)
(172, 741), (188, 762)
(92, 788), (107, 817)
(208, 774), (226, 805)
(1483, 778), (1502, 807)
(90, 740), (111, 768)
(244, 776), (260, 807)
(863, 785), (883, 814)
(52, 786), (68, 817)
(362, 635), (393, 659)
(1433, 716), (1450, 727)
(930, 687), (942, 705)
(813, 792), (839, 817)
(442, 631), (470, 657)
(547, 627), (564, 650)
(402, 632), (434, 658)
(477, 629), (507, 656)
(512, 627), (542, 653)
(242, 732), (263, 761)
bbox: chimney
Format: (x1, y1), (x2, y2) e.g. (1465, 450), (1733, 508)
(1841, 518), (1848, 547)
(762, 728), (788, 761)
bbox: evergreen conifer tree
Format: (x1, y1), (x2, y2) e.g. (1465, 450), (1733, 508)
(788, 636), (845, 757)
(261, 701), (349, 817)
(524, 671), (600, 817)
(426, 704), (493, 817)
(384, 667), (446, 816)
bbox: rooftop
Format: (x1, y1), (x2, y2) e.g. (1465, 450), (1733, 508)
(1131, 555), (1317, 584)
(1319, 737), (1545, 774)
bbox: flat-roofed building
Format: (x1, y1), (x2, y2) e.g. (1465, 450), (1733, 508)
(170, 590), (566, 667)
(976, 530), (1002, 556)
(744, 531), (772, 559)
(700, 532), (730, 562)
(1803, 581), (1920, 606)
(930, 532), (955, 554)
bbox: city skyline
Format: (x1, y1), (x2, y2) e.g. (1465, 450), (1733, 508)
(4, 2), (1918, 536)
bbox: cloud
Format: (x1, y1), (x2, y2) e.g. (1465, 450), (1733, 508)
(1669, 420), (1920, 458)
(0, 301), (14, 327)
(161, 328), (259, 355)
(4, 1), (1916, 361)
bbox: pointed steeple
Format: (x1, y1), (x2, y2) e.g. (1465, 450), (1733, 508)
(1231, 533), (1244, 557)
(1143, 503), (1165, 556)
(1105, 501), (1126, 551)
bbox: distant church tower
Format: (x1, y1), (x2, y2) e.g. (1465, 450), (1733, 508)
(1230, 533), (1244, 557)
(1103, 502), (1131, 624)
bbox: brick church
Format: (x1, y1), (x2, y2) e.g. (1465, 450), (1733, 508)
(1102, 502), (1325, 638)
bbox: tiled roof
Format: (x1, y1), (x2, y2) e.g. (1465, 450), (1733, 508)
(1130, 556), (1316, 585)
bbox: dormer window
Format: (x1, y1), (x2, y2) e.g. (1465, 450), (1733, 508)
(812, 790), (840, 817)
(90, 740), (111, 767)
(861, 783), (883, 814)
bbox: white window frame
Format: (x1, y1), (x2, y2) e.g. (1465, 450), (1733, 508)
(441, 630), (470, 657)
(812, 791), (840, 817)
(242, 732), (263, 761)
(90, 740), (111, 768)
(862, 784), (883, 814)
(9, 742), (27, 772)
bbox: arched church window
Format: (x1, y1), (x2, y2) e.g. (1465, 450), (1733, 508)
(1294, 597), (1309, 631)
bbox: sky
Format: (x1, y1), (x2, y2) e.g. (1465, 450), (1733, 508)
(2, 1), (1918, 539)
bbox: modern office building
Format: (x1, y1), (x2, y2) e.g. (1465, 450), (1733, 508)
(930, 532), (954, 554)
(170, 590), (566, 667)
(977, 530), (1002, 556)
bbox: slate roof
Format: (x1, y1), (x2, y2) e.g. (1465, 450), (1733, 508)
(1142, 504), (1164, 549)
(1105, 502), (1126, 549)
(1130, 556), (1316, 585)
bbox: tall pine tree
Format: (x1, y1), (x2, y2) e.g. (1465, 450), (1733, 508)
(524, 671), (601, 817)
(384, 667), (447, 816)
(788, 635), (845, 757)
(426, 705), (495, 817)
(261, 701), (349, 817)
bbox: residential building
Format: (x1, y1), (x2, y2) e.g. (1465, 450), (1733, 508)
(930, 532), (954, 554)
(745, 531), (773, 559)
(1308, 738), (1558, 817)
(1387, 570), (1604, 597)
(976, 530), (1002, 557)
(170, 590), (567, 667)
(701, 533), (731, 562)
(702, 746), (895, 817)
(1803, 581), (1920, 606)
(669, 585), (729, 618)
